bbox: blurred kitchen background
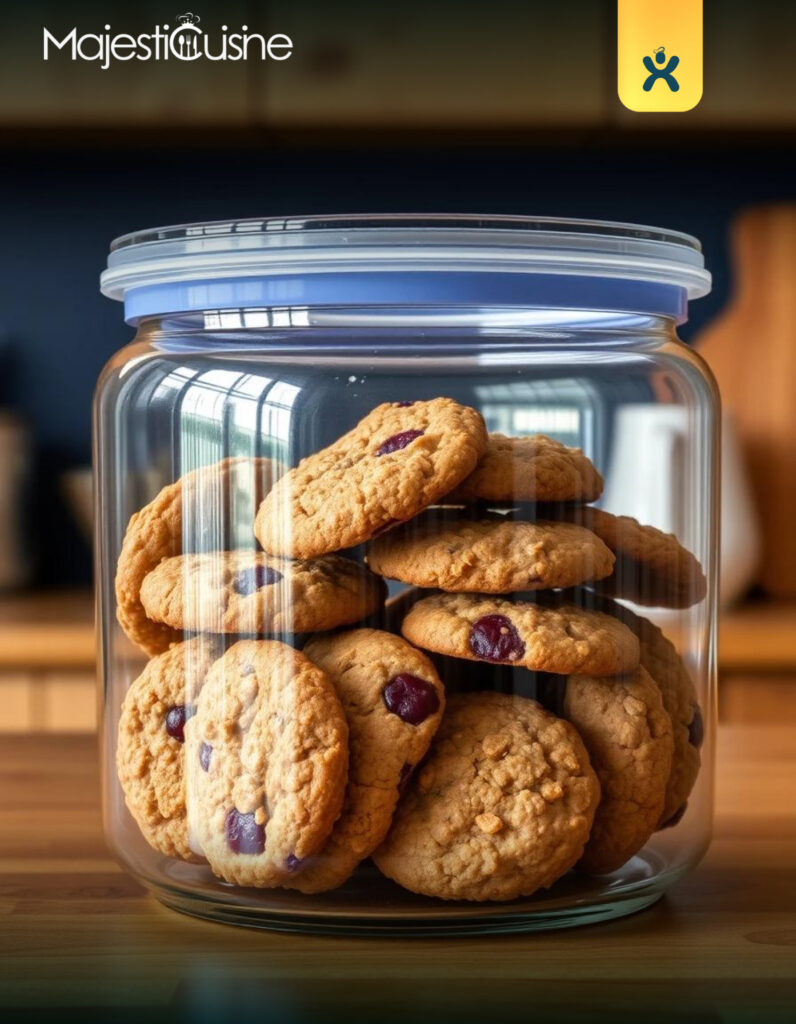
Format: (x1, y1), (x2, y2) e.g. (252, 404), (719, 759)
(0, 0), (794, 730)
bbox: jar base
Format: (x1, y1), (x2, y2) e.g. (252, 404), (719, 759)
(148, 858), (671, 936)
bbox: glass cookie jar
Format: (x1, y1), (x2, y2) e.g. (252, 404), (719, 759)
(96, 215), (718, 934)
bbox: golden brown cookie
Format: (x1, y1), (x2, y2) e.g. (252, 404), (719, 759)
(554, 507), (707, 608)
(373, 692), (600, 901)
(139, 551), (386, 636)
(367, 510), (614, 593)
(556, 590), (703, 827)
(115, 457), (283, 656)
(401, 593), (640, 676)
(185, 640), (349, 888)
(254, 399), (488, 558)
(116, 637), (220, 861)
(630, 612), (702, 825)
(445, 433), (603, 504)
(288, 629), (445, 893)
(562, 668), (673, 874)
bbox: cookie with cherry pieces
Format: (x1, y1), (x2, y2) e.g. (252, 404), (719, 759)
(116, 637), (220, 861)
(186, 640), (349, 888)
(115, 457), (283, 656)
(139, 550), (385, 636)
(287, 628), (445, 893)
(254, 399), (488, 558)
(400, 592), (640, 677)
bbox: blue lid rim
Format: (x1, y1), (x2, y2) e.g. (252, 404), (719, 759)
(123, 272), (688, 325)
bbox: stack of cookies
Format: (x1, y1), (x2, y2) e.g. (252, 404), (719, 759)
(114, 397), (705, 903)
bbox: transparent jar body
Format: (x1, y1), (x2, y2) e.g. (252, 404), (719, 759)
(95, 307), (718, 935)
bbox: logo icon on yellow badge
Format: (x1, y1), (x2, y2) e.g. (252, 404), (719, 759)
(643, 47), (679, 92)
(618, 1), (702, 112)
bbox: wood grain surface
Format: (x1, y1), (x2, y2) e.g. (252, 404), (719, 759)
(0, 726), (794, 1023)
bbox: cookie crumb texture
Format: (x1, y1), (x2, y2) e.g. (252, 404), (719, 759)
(111, 413), (705, 907)
(566, 592), (702, 827)
(186, 640), (349, 888)
(633, 613), (702, 824)
(373, 692), (600, 901)
(115, 457), (283, 656)
(287, 629), (445, 893)
(401, 593), (640, 676)
(116, 637), (220, 861)
(555, 507), (707, 609)
(367, 512), (615, 593)
(254, 399), (488, 557)
(563, 668), (674, 875)
(445, 433), (604, 504)
(139, 551), (385, 635)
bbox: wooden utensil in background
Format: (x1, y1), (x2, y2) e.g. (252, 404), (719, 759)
(696, 205), (796, 598)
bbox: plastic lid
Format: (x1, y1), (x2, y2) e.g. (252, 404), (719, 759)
(100, 214), (712, 323)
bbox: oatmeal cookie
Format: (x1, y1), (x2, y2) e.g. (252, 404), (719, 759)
(557, 590), (703, 827)
(139, 550), (385, 636)
(186, 640), (349, 888)
(373, 691), (600, 901)
(367, 510), (614, 592)
(288, 628), (445, 893)
(624, 608), (702, 825)
(562, 668), (673, 874)
(254, 399), (488, 558)
(401, 593), (640, 676)
(115, 457), (283, 656)
(445, 433), (603, 504)
(554, 507), (707, 608)
(116, 637), (220, 861)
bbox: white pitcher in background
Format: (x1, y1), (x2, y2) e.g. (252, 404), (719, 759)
(602, 406), (759, 608)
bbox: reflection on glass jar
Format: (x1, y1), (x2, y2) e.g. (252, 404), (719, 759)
(96, 215), (717, 934)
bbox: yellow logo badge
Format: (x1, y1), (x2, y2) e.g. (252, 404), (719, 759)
(618, 0), (703, 112)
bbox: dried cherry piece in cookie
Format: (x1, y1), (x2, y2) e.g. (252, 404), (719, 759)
(199, 742), (213, 771)
(383, 673), (441, 725)
(376, 429), (424, 456)
(164, 703), (196, 744)
(688, 706), (704, 748)
(232, 564), (283, 596)
(469, 614), (526, 663)
(225, 808), (266, 855)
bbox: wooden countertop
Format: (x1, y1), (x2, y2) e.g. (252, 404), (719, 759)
(1, 727), (794, 1021)
(0, 589), (95, 668)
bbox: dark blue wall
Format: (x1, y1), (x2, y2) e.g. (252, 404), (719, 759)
(1, 138), (794, 583)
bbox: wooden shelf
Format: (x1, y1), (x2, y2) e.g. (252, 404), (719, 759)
(0, 589), (94, 670)
(720, 601), (796, 672)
